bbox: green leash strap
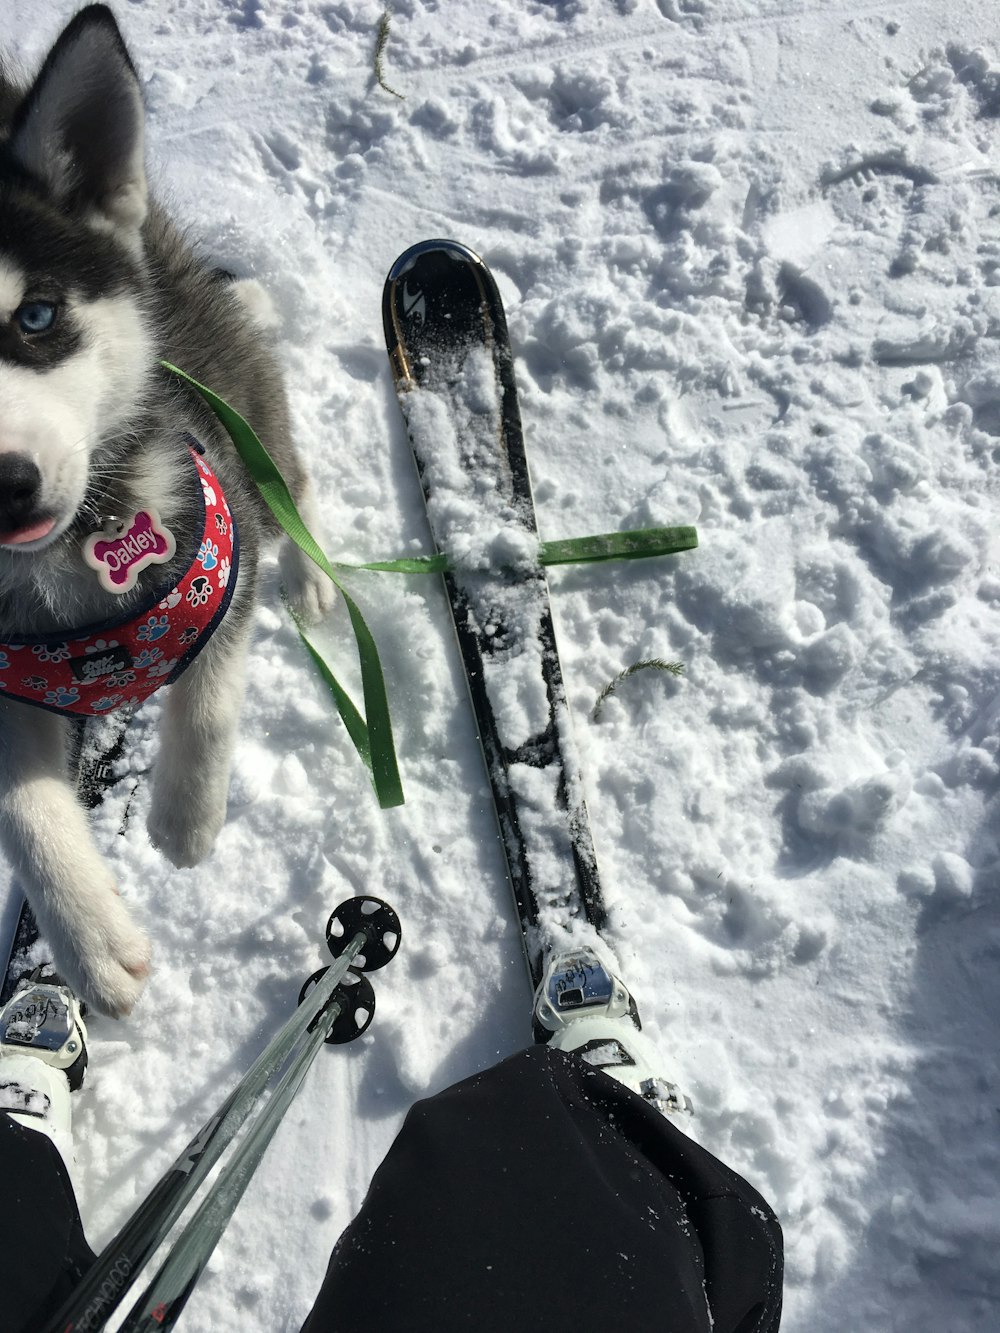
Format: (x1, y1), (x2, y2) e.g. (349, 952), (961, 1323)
(333, 526), (698, 575)
(163, 362), (698, 811)
(163, 362), (404, 810)
(540, 526), (697, 566)
(288, 600), (372, 773)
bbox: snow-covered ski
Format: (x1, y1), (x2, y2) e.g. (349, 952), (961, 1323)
(383, 239), (608, 992)
(0, 898), (38, 1007)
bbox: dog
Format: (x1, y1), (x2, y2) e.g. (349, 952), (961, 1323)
(0, 6), (333, 1017)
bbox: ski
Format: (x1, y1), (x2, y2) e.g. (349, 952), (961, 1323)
(383, 239), (607, 992)
(1, 712), (133, 1004)
(0, 898), (40, 1006)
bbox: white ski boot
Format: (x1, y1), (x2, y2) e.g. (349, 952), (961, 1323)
(534, 948), (693, 1119)
(0, 967), (88, 1165)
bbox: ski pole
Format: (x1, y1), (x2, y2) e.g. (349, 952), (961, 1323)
(41, 896), (400, 1333)
(118, 971), (367, 1330)
(42, 940), (362, 1333)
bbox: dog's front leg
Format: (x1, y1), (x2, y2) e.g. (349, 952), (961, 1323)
(147, 612), (253, 869)
(0, 701), (151, 1017)
(278, 481), (337, 625)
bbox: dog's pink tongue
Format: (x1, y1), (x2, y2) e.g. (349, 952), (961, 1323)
(0, 517), (56, 546)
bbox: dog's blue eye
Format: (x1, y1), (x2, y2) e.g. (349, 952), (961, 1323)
(16, 301), (58, 334)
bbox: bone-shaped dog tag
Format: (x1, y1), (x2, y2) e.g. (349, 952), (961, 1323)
(83, 511), (177, 594)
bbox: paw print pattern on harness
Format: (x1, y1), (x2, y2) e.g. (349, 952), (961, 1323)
(33, 643), (70, 664)
(137, 615), (171, 643)
(45, 685), (80, 707)
(187, 576), (212, 608)
(92, 695), (123, 712)
(198, 539), (219, 571)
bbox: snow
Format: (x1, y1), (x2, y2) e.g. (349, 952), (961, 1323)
(2, 1), (1000, 1329)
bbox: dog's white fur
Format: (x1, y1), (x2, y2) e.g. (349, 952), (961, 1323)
(0, 705), (151, 1013)
(0, 7), (334, 1016)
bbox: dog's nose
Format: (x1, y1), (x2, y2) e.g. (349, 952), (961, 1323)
(0, 452), (44, 528)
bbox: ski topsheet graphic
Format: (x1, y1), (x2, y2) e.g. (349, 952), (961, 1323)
(383, 240), (607, 988)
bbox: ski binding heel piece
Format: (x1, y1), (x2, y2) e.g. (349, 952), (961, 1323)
(0, 969), (89, 1092)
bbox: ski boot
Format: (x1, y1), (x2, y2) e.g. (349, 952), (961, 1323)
(534, 948), (693, 1120)
(0, 966), (88, 1161)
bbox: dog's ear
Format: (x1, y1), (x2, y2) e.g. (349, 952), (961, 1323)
(9, 5), (147, 244)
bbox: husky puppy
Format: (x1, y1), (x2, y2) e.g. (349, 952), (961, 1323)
(0, 7), (332, 1016)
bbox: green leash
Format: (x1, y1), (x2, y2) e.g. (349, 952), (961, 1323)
(163, 363), (697, 810)
(164, 362), (403, 809)
(332, 524), (699, 575)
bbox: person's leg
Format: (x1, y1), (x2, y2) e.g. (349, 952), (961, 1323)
(302, 1046), (782, 1333)
(0, 1110), (96, 1333)
(0, 970), (96, 1333)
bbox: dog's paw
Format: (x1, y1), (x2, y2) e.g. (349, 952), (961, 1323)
(147, 793), (225, 868)
(228, 277), (280, 331)
(148, 754), (228, 867)
(280, 539), (336, 626)
(63, 892), (152, 1019)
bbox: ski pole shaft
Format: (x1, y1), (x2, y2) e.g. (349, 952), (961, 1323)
(41, 931), (368, 1333)
(119, 996), (339, 1330)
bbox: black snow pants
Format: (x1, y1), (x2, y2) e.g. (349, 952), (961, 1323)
(1, 1047), (782, 1333)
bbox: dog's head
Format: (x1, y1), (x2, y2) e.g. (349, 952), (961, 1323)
(0, 5), (155, 553)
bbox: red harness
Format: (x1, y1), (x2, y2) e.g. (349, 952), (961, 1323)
(0, 450), (238, 716)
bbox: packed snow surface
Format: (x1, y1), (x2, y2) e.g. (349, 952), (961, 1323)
(2, 2), (1000, 1329)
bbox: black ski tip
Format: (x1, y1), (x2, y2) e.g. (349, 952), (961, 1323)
(384, 238), (484, 287)
(382, 237), (512, 394)
(382, 238), (492, 364)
